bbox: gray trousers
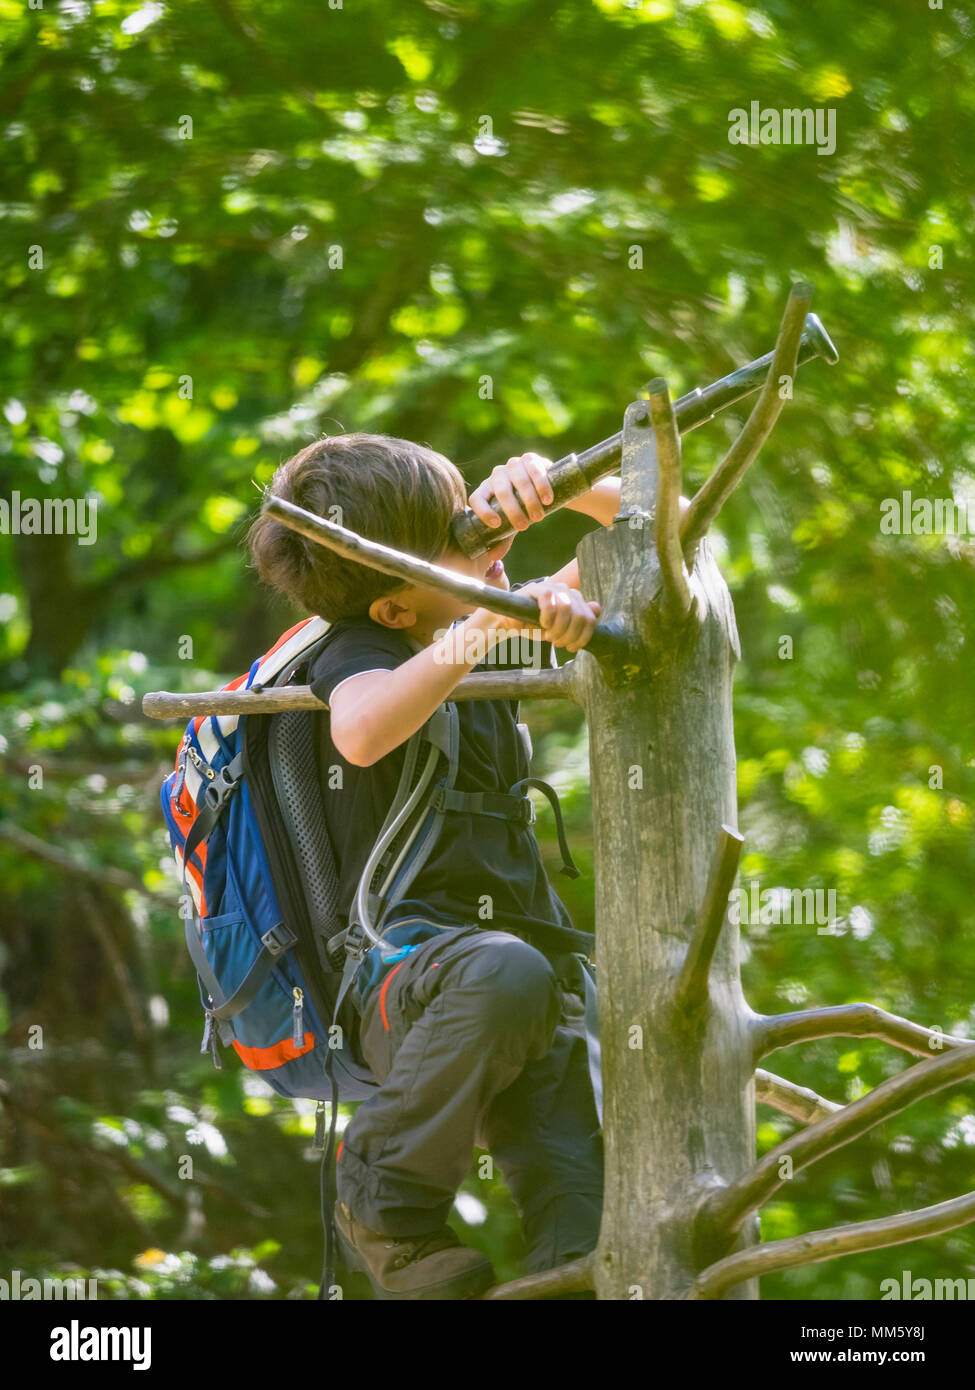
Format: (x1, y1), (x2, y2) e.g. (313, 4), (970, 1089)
(336, 924), (603, 1275)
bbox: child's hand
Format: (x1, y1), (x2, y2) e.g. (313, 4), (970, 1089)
(486, 579), (602, 653)
(467, 453), (555, 533)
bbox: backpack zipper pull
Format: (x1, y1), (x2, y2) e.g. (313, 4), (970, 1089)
(173, 736), (188, 802)
(312, 1100), (326, 1152)
(292, 986), (304, 1047)
(200, 1010), (223, 1069)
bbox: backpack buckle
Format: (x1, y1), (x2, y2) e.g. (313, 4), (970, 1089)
(187, 742), (216, 780)
(203, 762), (241, 812)
(260, 921), (297, 957)
(344, 922), (367, 962)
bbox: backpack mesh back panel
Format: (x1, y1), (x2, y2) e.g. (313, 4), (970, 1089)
(268, 709), (343, 970)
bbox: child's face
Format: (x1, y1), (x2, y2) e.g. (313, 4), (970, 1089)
(420, 530), (515, 632)
(437, 530), (515, 593)
(372, 529), (515, 644)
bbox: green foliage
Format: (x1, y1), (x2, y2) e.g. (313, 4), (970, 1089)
(21, 1246), (310, 1301)
(2, 0), (974, 1299)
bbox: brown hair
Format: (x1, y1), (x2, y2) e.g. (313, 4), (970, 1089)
(248, 433), (468, 620)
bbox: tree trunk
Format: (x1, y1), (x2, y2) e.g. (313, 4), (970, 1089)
(576, 402), (759, 1300)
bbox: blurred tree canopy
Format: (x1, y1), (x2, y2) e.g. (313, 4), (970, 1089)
(1, 0), (973, 1299)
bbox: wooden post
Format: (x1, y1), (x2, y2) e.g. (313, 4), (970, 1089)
(576, 395), (760, 1300)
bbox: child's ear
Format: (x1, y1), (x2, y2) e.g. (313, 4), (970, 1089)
(368, 592), (418, 630)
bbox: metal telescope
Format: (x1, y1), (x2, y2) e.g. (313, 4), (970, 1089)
(450, 312), (838, 558)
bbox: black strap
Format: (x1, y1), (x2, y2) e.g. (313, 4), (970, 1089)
(185, 914), (297, 1022)
(430, 776), (580, 879)
(181, 751), (245, 871)
(430, 785), (535, 825)
(507, 776), (581, 879)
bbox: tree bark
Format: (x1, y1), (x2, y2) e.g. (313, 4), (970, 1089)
(575, 400), (759, 1299)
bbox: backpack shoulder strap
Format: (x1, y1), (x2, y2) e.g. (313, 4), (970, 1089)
(347, 701), (459, 958)
(325, 701), (459, 1040)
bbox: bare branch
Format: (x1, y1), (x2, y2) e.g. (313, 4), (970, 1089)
(89, 532), (243, 598)
(680, 283), (813, 555)
(264, 494), (544, 624)
(648, 379), (692, 618)
(0, 821), (167, 898)
(755, 1069), (842, 1124)
(0, 1080), (271, 1226)
(450, 664), (580, 703)
(7, 755), (164, 783)
(675, 824), (744, 1013)
(209, 0), (318, 104)
(698, 1042), (975, 1246)
(754, 1002), (972, 1063)
(453, 312), (837, 557)
(685, 1188), (975, 1300)
(263, 493), (627, 667)
(76, 886), (151, 1055)
(142, 665), (580, 721)
(479, 1254), (594, 1300)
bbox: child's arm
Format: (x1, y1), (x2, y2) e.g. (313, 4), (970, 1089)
(467, 453), (619, 590)
(468, 453), (688, 590)
(329, 583), (601, 767)
(554, 477), (622, 587)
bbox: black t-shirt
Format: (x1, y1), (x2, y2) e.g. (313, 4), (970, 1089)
(308, 604), (594, 976)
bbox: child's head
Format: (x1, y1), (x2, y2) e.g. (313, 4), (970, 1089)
(249, 433), (513, 639)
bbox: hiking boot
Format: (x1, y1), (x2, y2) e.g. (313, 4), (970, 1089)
(333, 1200), (495, 1300)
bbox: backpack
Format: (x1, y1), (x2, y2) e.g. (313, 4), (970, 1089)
(159, 615), (479, 1108)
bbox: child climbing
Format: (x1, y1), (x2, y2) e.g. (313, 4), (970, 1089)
(248, 432), (622, 1299)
